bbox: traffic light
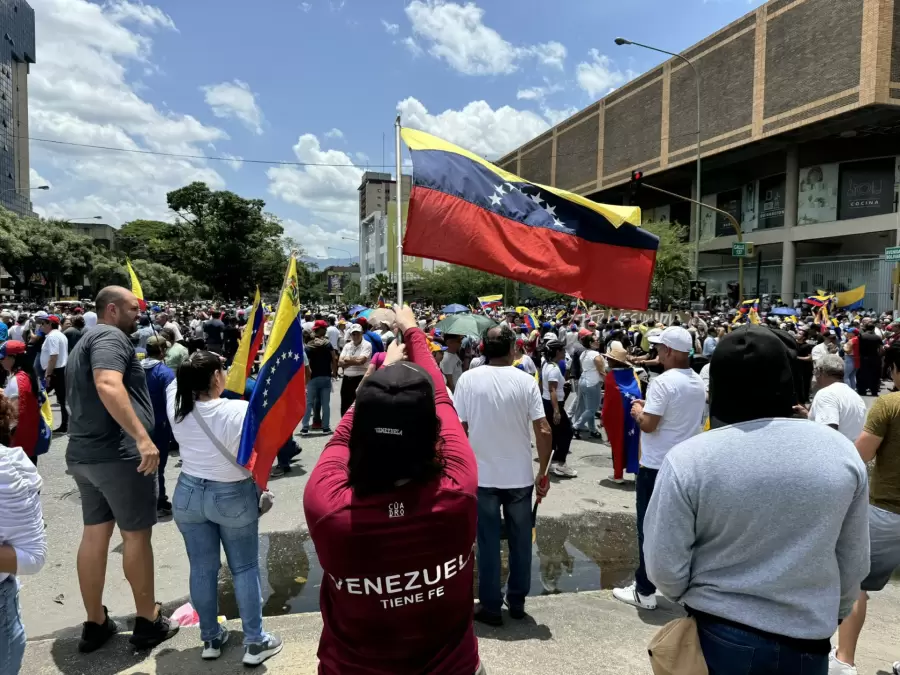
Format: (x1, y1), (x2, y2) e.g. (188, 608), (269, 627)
(629, 170), (643, 204)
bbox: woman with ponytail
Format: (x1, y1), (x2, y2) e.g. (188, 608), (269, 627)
(165, 351), (282, 666)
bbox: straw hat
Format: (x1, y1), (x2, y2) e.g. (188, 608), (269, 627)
(605, 340), (629, 363)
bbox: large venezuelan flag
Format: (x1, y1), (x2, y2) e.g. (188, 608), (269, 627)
(126, 259), (146, 310)
(224, 288), (265, 397)
(237, 257), (306, 488)
(836, 285), (865, 310)
(602, 368), (642, 480)
(400, 128), (659, 310)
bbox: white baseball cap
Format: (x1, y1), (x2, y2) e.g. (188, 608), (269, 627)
(348, 324), (363, 334)
(648, 325), (693, 353)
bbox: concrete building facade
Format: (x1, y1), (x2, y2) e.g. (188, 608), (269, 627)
(498, 0), (900, 310)
(0, 0), (35, 217)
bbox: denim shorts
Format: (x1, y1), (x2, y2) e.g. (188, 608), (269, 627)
(861, 505), (900, 592)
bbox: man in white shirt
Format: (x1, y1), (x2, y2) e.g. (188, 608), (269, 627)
(440, 334), (464, 392)
(613, 325), (706, 611)
(338, 324), (372, 416)
(802, 354), (867, 442)
(455, 325), (552, 626)
(325, 316), (342, 351)
(82, 310), (97, 331)
(158, 312), (182, 344)
(39, 314), (70, 433)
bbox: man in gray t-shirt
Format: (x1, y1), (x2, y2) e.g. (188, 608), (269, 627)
(64, 286), (178, 652)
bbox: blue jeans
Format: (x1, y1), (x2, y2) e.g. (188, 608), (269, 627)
(301, 376), (332, 430)
(843, 356), (857, 390)
(476, 486), (533, 615)
(697, 618), (828, 675)
(574, 381), (601, 432)
(635, 467), (658, 596)
(0, 577), (24, 675)
(173, 473), (264, 644)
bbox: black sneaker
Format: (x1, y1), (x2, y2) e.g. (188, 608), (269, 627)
(156, 506), (173, 518)
(474, 607), (503, 627)
(129, 604), (179, 649)
(321, 428), (333, 435)
(78, 606), (118, 653)
(243, 633), (283, 666)
(299, 428), (309, 436)
(504, 598), (526, 620)
(270, 465), (291, 478)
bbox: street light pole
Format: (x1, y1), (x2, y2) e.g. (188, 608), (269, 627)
(615, 38), (702, 279)
(65, 216), (103, 221)
(327, 246), (352, 264)
(1, 184), (50, 193)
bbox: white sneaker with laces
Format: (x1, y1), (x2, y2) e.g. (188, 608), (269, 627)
(606, 475), (626, 484)
(201, 626), (229, 660)
(243, 633), (284, 666)
(612, 583), (657, 610)
(552, 463), (578, 478)
(827, 648), (857, 675)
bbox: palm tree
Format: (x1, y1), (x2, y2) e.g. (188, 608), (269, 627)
(371, 273), (391, 301)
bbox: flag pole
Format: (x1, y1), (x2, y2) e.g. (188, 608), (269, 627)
(395, 114), (404, 305)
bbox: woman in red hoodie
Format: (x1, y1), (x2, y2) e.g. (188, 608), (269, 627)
(0, 341), (44, 464)
(304, 304), (482, 675)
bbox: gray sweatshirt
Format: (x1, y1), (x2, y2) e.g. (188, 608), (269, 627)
(644, 418), (870, 640)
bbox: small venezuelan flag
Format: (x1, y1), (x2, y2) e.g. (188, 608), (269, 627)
(377, 294), (386, 308)
(126, 259), (146, 310)
(522, 313), (536, 332)
(237, 256), (307, 488)
(479, 294), (503, 309)
(224, 288), (265, 397)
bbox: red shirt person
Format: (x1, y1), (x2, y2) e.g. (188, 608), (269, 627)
(0, 341), (42, 460)
(304, 305), (480, 675)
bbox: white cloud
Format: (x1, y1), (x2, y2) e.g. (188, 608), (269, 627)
(397, 96), (549, 159)
(282, 220), (358, 258)
(266, 133), (363, 229)
(381, 19), (399, 35)
(541, 106), (578, 126)
(105, 0), (177, 31)
(402, 36), (424, 58)
(29, 168), (52, 190)
(299, 2), (311, 11)
(27, 0), (228, 225)
(201, 80), (264, 135)
(516, 79), (565, 102)
(354, 152), (370, 164)
(324, 127), (344, 140)
(220, 153), (243, 171)
(576, 48), (628, 98)
(404, 1), (566, 75)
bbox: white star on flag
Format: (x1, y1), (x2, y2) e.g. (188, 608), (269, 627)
(546, 205), (556, 216)
(293, 353), (301, 361)
(494, 184), (506, 195)
(489, 194), (502, 206)
(287, 350), (294, 359)
(553, 217), (564, 228)
(529, 192), (544, 206)
(505, 182), (518, 193)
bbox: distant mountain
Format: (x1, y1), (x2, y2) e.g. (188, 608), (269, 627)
(301, 256), (359, 270)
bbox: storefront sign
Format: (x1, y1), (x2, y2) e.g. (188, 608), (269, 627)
(838, 157), (895, 221)
(758, 174), (786, 229)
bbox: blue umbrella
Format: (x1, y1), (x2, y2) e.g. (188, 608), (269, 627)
(442, 303), (469, 314)
(770, 307), (799, 316)
(349, 305), (368, 315)
(358, 308), (374, 319)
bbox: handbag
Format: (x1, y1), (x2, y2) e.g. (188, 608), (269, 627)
(190, 409), (275, 516)
(647, 617), (709, 675)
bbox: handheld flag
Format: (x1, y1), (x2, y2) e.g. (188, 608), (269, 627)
(603, 368), (642, 481)
(225, 288), (264, 397)
(400, 127), (658, 310)
(836, 285), (865, 310)
(522, 313), (536, 332)
(237, 257), (307, 488)
(377, 294), (387, 308)
(126, 259), (146, 310)
(479, 294), (503, 310)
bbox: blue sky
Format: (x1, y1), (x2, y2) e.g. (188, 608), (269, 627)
(27, 0), (765, 258)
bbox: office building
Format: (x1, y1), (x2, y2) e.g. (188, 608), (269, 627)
(0, 0), (35, 216)
(68, 222), (117, 250)
(358, 171), (412, 222)
(498, 0), (900, 311)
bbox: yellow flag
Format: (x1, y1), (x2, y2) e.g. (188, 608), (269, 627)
(126, 259), (146, 309)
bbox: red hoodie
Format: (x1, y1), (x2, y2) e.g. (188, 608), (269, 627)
(304, 326), (479, 675)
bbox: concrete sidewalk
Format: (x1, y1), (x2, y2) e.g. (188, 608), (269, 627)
(23, 589), (900, 675)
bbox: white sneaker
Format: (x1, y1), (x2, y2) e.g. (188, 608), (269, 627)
(606, 475), (626, 484)
(612, 583), (657, 610)
(243, 633), (283, 666)
(201, 626), (229, 660)
(892, 660), (900, 675)
(552, 463), (578, 478)
(828, 648), (857, 675)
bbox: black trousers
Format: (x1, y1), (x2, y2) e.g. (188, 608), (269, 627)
(542, 398), (573, 464)
(50, 367), (67, 430)
(635, 467), (659, 597)
(857, 359), (881, 397)
(340, 375), (364, 417)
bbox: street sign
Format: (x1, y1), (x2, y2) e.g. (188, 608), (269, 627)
(731, 242), (755, 258)
(886, 246), (900, 262)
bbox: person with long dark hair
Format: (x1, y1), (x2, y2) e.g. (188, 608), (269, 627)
(1, 341), (44, 464)
(304, 305), (482, 675)
(166, 350), (282, 666)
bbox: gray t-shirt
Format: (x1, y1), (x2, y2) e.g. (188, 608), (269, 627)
(65, 324), (154, 463)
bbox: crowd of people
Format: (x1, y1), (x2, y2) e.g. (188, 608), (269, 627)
(0, 290), (898, 674)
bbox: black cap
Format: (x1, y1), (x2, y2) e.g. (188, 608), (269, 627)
(709, 325), (795, 427)
(353, 361), (437, 445)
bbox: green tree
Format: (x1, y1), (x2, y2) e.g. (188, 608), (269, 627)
(343, 278), (362, 305)
(165, 182), (293, 300)
(408, 265), (508, 306)
(368, 273), (392, 301)
(642, 220), (692, 309)
(117, 219), (177, 265)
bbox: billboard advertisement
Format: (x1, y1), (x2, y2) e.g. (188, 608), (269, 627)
(699, 194), (716, 241)
(387, 201), (423, 276)
(715, 189), (742, 237)
(758, 174), (786, 230)
(741, 181), (758, 232)
(838, 157), (895, 221)
(798, 163), (838, 225)
(327, 273), (344, 295)
(641, 205), (671, 225)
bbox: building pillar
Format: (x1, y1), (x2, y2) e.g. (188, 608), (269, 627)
(780, 145), (799, 302)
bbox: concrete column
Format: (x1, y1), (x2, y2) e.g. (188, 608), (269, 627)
(780, 145), (799, 302)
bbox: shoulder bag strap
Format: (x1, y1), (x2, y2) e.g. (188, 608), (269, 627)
(190, 408), (251, 477)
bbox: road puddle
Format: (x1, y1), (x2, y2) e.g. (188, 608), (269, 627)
(217, 511), (638, 618)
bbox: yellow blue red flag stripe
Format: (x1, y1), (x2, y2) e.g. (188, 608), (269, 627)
(836, 285), (865, 310)
(479, 294), (503, 309)
(225, 288), (264, 397)
(237, 257), (306, 488)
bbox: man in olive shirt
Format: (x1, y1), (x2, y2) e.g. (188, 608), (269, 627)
(831, 344), (900, 674)
(65, 286), (177, 653)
